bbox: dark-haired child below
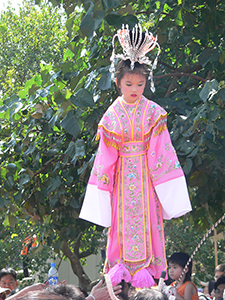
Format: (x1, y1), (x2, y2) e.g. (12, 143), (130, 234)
(168, 252), (199, 300)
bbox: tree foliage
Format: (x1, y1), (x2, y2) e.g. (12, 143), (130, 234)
(0, 1), (68, 97)
(0, 217), (56, 284)
(0, 0), (225, 290)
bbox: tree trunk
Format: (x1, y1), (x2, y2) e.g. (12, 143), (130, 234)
(61, 241), (92, 292)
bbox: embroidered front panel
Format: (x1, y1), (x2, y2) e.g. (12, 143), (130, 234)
(116, 154), (151, 262)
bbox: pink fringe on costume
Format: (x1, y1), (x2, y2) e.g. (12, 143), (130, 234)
(108, 264), (132, 286)
(131, 268), (155, 289)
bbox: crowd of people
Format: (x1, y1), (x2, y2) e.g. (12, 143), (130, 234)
(0, 260), (224, 300)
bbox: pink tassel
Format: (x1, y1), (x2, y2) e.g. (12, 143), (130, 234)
(108, 264), (132, 286)
(131, 269), (155, 289)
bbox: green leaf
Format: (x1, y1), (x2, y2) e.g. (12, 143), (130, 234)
(66, 14), (76, 38)
(14, 192), (22, 202)
(120, 15), (138, 28)
(187, 146), (199, 158)
(101, 0), (121, 10)
(23, 142), (36, 156)
(218, 89), (225, 102)
(3, 214), (10, 227)
(198, 49), (220, 67)
(49, 197), (59, 208)
(0, 104), (8, 113)
(105, 13), (122, 26)
(182, 158), (193, 175)
(187, 89), (202, 104)
(80, 10), (105, 38)
(19, 174), (31, 189)
(175, 9), (183, 26)
(48, 115), (58, 128)
(75, 139), (85, 157)
(8, 214), (17, 227)
(69, 198), (80, 209)
(9, 102), (23, 118)
(54, 92), (65, 105)
(199, 79), (219, 102)
(189, 171), (208, 187)
(64, 141), (76, 158)
(61, 110), (81, 138)
(47, 148), (58, 157)
(0, 196), (10, 209)
(70, 89), (95, 108)
(208, 107), (221, 121)
(4, 177), (14, 191)
(98, 73), (112, 90)
(4, 94), (20, 107)
(6, 163), (17, 174)
(47, 176), (61, 194)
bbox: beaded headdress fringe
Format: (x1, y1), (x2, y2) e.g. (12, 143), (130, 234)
(109, 23), (161, 93)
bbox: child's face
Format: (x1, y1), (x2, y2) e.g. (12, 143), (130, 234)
(116, 72), (146, 103)
(168, 262), (184, 281)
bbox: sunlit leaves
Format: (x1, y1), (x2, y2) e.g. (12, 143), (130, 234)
(0, 2), (68, 98)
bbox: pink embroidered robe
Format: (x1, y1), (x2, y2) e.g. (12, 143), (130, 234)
(80, 96), (192, 288)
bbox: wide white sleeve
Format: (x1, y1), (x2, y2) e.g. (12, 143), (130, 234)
(79, 184), (111, 227)
(155, 176), (192, 220)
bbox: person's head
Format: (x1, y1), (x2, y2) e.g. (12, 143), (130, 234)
(110, 24), (160, 93)
(214, 276), (225, 300)
(168, 252), (192, 283)
(0, 268), (18, 291)
(115, 59), (149, 103)
(201, 280), (215, 297)
(215, 264), (225, 281)
(129, 288), (168, 300)
(16, 284), (85, 300)
(47, 284), (85, 300)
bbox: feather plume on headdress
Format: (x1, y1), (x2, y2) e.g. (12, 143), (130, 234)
(109, 23), (161, 93)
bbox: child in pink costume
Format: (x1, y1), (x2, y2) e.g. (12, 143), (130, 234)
(80, 24), (192, 289)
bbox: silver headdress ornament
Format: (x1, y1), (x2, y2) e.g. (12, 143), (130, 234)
(109, 23), (161, 93)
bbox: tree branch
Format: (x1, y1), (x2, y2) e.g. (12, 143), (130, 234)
(61, 241), (91, 291)
(165, 77), (177, 97)
(73, 232), (82, 257)
(79, 248), (95, 259)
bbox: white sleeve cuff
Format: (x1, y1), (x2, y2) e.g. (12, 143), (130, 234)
(79, 184), (111, 227)
(155, 176), (192, 220)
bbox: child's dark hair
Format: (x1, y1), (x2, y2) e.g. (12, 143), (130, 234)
(168, 252), (192, 283)
(115, 59), (149, 90)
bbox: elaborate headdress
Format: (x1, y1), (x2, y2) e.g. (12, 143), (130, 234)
(109, 23), (161, 93)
